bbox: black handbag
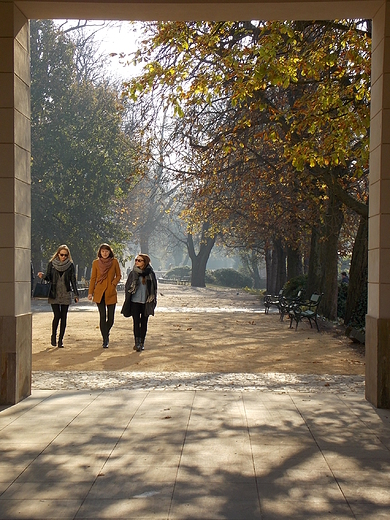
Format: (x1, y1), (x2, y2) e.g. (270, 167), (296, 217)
(121, 293), (132, 317)
(33, 280), (51, 298)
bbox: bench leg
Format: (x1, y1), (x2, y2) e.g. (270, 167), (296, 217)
(313, 315), (320, 332)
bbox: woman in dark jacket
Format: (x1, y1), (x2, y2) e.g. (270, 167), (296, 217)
(38, 244), (79, 348)
(123, 253), (157, 352)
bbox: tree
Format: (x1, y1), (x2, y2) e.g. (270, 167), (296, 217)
(186, 223), (217, 287)
(123, 20), (370, 318)
(31, 20), (139, 269)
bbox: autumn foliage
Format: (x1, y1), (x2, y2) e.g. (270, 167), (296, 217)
(123, 20), (370, 321)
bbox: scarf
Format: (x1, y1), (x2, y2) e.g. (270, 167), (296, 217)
(97, 257), (113, 284)
(52, 257), (71, 272)
(128, 265), (156, 303)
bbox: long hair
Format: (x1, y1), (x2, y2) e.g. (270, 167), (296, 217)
(137, 253), (151, 267)
(50, 244), (72, 262)
(98, 243), (114, 258)
(136, 253), (152, 284)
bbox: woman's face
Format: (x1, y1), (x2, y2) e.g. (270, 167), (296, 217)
(58, 249), (69, 262)
(100, 248), (110, 259)
(135, 256), (145, 269)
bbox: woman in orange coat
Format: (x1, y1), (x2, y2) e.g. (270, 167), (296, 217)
(88, 243), (121, 348)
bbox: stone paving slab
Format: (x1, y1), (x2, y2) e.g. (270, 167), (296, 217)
(1, 387), (390, 519)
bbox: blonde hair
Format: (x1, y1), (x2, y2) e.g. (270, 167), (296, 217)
(50, 244), (72, 262)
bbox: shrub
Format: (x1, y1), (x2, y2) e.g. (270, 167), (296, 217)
(205, 270), (217, 284)
(337, 282), (348, 319)
(212, 268), (253, 288)
(283, 275), (307, 298)
(347, 266), (367, 332)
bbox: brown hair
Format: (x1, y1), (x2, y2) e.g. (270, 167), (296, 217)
(50, 244), (72, 262)
(98, 243), (114, 258)
(135, 253), (151, 284)
(136, 253), (150, 267)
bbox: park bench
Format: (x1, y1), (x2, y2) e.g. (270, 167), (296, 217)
(177, 276), (191, 285)
(264, 289), (284, 314)
(279, 290), (304, 322)
(288, 293), (323, 332)
(158, 276), (191, 285)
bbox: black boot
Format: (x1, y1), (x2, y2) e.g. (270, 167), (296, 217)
(51, 324), (57, 346)
(58, 338), (64, 348)
(140, 338), (145, 351)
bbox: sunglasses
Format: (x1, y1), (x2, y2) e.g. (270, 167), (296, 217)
(135, 258), (143, 262)
(59, 253), (68, 258)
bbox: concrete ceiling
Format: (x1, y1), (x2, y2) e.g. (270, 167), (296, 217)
(16, 0), (381, 22)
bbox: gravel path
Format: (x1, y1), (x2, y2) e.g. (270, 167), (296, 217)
(32, 370), (365, 394)
(32, 284), (365, 394)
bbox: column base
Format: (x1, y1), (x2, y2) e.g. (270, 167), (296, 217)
(365, 315), (390, 409)
(0, 313), (32, 405)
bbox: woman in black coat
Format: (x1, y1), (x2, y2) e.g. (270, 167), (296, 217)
(123, 253), (157, 352)
(38, 244), (79, 348)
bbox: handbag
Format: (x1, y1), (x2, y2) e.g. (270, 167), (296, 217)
(33, 280), (51, 298)
(121, 293), (132, 317)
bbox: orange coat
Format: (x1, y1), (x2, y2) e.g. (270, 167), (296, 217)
(88, 258), (121, 305)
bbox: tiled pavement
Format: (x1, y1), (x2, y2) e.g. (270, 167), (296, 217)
(1, 385), (390, 519)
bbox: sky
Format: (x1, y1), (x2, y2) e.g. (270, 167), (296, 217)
(57, 19), (145, 81)
(95, 21), (143, 79)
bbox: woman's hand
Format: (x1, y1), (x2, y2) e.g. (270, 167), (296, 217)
(37, 272), (44, 279)
(88, 294), (93, 301)
(74, 297), (79, 303)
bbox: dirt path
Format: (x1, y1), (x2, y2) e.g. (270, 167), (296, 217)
(32, 284), (365, 375)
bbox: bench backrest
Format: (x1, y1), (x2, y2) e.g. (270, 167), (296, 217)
(307, 293), (322, 309)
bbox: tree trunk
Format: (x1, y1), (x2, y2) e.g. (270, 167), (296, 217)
(241, 250), (261, 289)
(172, 245), (185, 267)
(265, 248), (273, 293)
(319, 194), (344, 321)
(250, 251), (261, 289)
(187, 222), (216, 287)
(306, 225), (322, 298)
(287, 246), (303, 280)
(275, 239), (287, 292)
(344, 213), (368, 325)
(139, 233), (149, 255)
(269, 248), (278, 295)
(266, 240), (286, 294)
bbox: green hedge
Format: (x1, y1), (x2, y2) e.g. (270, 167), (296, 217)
(212, 268), (253, 288)
(164, 266), (253, 288)
(283, 275), (307, 298)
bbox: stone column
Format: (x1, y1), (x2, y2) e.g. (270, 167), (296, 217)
(0, 1), (31, 405)
(366, 1), (390, 408)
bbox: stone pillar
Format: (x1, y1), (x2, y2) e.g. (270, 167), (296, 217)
(0, 1), (31, 405)
(366, 1), (390, 408)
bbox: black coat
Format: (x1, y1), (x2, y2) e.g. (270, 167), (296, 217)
(123, 268), (157, 317)
(44, 261), (79, 300)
